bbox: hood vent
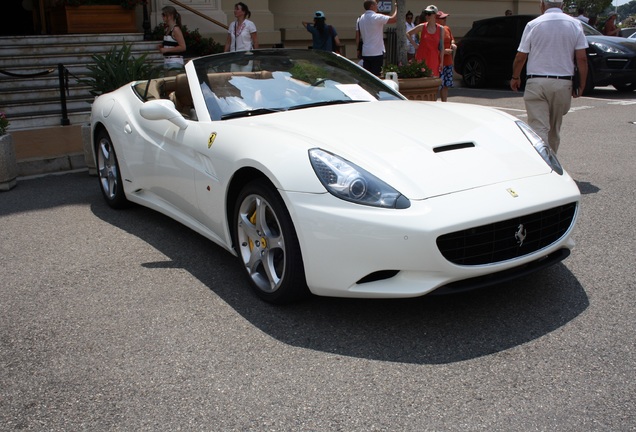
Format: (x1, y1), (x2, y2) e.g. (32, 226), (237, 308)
(433, 142), (475, 153)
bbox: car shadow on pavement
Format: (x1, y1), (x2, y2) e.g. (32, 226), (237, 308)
(88, 189), (589, 366)
(3, 172), (589, 366)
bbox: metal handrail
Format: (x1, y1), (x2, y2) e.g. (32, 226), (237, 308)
(167, 0), (228, 31)
(58, 64), (70, 126)
(0, 66), (71, 126)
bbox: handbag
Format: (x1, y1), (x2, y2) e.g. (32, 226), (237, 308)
(572, 59), (581, 96)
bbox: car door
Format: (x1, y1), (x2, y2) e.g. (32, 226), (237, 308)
(128, 114), (200, 217)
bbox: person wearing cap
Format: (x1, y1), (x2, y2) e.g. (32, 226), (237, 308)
(510, 0), (588, 154)
(356, 0), (398, 76)
(602, 12), (620, 36)
(302, 11), (342, 53)
(407, 5), (445, 79)
(435, 10), (455, 102)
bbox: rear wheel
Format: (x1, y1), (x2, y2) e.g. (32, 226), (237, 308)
(461, 56), (487, 88)
(233, 180), (308, 304)
(96, 129), (129, 209)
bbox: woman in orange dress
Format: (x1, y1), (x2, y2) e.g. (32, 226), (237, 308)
(407, 5), (444, 77)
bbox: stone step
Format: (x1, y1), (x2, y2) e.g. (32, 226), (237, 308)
(8, 111), (91, 131)
(1, 85), (92, 104)
(0, 49), (163, 70)
(5, 96), (91, 117)
(0, 34), (150, 46)
(0, 33), (163, 133)
(1, 40), (161, 57)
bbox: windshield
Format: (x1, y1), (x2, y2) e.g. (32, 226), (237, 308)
(192, 49), (403, 120)
(581, 21), (602, 36)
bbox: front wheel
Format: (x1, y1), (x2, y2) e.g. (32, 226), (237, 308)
(233, 180), (308, 304)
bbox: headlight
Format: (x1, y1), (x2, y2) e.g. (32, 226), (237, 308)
(516, 121), (563, 175)
(309, 148), (410, 209)
(589, 41), (627, 54)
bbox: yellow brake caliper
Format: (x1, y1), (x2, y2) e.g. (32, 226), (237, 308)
(248, 209), (267, 252)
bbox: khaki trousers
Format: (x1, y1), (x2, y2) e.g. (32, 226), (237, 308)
(523, 78), (573, 154)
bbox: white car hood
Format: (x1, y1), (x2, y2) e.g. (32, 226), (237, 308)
(244, 100), (552, 199)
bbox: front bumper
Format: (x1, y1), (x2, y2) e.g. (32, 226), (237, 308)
(284, 173), (580, 298)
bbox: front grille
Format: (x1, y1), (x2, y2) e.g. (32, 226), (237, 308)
(437, 202), (577, 266)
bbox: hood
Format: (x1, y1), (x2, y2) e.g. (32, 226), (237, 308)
(243, 100), (553, 200)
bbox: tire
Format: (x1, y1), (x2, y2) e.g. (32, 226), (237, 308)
(95, 129), (129, 209)
(233, 180), (308, 304)
(461, 56), (487, 88)
(613, 82), (636, 92)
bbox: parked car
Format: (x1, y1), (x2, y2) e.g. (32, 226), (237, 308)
(455, 15), (636, 92)
(91, 49), (580, 304)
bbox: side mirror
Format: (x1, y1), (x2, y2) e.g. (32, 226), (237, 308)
(139, 99), (188, 130)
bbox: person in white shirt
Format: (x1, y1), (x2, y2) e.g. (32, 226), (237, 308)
(225, 2), (259, 52)
(510, 0), (588, 154)
(356, 0), (398, 76)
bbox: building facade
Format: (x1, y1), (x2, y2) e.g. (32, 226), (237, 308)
(7, 0), (542, 52)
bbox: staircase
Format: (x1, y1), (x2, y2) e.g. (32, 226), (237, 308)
(0, 34), (162, 178)
(0, 33), (162, 131)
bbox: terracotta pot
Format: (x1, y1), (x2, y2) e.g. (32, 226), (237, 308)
(398, 77), (442, 101)
(0, 134), (17, 191)
(50, 5), (137, 34)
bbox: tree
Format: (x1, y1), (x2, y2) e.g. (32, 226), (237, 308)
(616, 0), (636, 23)
(396, 0), (408, 67)
(573, 0), (614, 18)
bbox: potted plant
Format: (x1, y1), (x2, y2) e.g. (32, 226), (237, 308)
(80, 41), (160, 96)
(51, 0), (145, 34)
(0, 112), (17, 191)
(383, 59), (442, 101)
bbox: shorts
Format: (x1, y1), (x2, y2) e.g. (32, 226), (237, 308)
(164, 56), (184, 73)
(440, 65), (454, 88)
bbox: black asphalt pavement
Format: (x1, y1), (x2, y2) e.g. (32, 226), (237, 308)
(1, 86), (635, 430)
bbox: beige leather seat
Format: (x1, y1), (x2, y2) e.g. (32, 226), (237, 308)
(169, 73), (194, 118)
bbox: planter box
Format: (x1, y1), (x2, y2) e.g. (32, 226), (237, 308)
(398, 77), (442, 101)
(50, 5), (137, 34)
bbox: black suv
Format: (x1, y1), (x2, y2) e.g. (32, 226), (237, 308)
(454, 15), (636, 92)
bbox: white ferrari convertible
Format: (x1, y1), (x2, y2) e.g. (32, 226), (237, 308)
(91, 49), (580, 303)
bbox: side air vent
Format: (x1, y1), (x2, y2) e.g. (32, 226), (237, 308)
(433, 143), (475, 153)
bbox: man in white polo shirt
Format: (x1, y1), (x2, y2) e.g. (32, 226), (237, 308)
(356, 0), (398, 76)
(510, 0), (588, 154)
